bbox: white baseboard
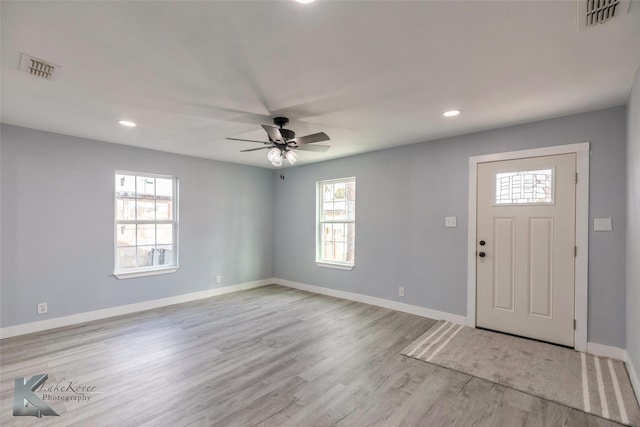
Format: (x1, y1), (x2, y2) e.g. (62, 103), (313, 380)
(275, 279), (630, 361)
(0, 279), (273, 339)
(273, 278), (467, 325)
(625, 350), (640, 406)
(586, 342), (625, 360)
(3, 276), (630, 371)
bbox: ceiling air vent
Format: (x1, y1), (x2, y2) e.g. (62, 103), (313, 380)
(577, 0), (631, 31)
(19, 54), (59, 80)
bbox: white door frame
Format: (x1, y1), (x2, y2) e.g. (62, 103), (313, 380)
(467, 142), (590, 351)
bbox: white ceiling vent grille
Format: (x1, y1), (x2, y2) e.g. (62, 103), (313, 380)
(587, 0), (620, 25)
(577, 0), (631, 31)
(19, 54), (59, 80)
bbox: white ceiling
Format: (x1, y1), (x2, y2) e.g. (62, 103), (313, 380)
(2, 1), (639, 168)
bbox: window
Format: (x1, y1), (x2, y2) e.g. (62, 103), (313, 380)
(317, 177), (355, 269)
(495, 169), (554, 205)
(114, 172), (178, 279)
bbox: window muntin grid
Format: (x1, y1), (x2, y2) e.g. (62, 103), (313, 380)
(317, 177), (355, 266)
(495, 169), (554, 205)
(115, 172), (178, 274)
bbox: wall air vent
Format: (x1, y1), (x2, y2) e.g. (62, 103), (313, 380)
(19, 54), (59, 80)
(577, 0), (631, 31)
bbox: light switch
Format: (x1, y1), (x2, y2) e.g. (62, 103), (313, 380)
(445, 216), (457, 228)
(593, 218), (612, 231)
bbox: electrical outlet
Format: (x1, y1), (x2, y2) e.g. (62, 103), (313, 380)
(398, 287), (405, 297)
(216, 275), (222, 284)
(37, 302), (47, 314)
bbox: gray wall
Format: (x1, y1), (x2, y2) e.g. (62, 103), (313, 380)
(0, 124), (274, 328)
(0, 106), (630, 349)
(627, 69), (640, 378)
(273, 107), (628, 348)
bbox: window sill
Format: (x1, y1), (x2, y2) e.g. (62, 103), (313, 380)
(316, 262), (354, 271)
(114, 267), (178, 280)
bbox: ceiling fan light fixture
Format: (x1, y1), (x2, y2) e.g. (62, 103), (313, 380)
(285, 150), (298, 165)
(227, 117), (330, 166)
(267, 147), (281, 163)
(268, 147), (284, 166)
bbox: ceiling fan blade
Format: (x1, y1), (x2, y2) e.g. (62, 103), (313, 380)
(295, 132), (330, 145)
(296, 144), (330, 153)
(262, 125), (284, 142)
(241, 146), (272, 152)
(227, 137), (270, 144)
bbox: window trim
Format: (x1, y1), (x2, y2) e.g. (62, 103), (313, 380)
(113, 171), (179, 279)
(114, 267), (178, 280)
(316, 176), (356, 270)
(316, 261), (355, 271)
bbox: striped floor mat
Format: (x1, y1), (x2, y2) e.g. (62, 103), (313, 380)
(402, 321), (640, 426)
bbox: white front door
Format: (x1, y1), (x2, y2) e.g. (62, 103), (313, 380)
(476, 153), (576, 347)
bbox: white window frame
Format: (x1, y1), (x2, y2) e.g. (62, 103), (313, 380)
(114, 171), (179, 279)
(316, 177), (356, 270)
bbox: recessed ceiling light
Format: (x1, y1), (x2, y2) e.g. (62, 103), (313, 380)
(443, 110), (461, 117)
(295, 0), (314, 3)
(118, 120), (137, 127)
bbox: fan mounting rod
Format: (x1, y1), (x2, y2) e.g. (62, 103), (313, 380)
(273, 117), (289, 128)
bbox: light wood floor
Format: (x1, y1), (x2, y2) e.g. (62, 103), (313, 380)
(0, 285), (621, 426)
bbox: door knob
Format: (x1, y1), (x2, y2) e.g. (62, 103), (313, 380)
(478, 252), (486, 258)
(479, 240), (486, 246)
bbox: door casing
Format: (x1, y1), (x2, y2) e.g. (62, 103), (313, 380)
(467, 142), (590, 351)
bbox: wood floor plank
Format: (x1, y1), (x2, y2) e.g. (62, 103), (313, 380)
(0, 285), (624, 426)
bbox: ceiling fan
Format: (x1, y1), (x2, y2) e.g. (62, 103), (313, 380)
(227, 117), (330, 166)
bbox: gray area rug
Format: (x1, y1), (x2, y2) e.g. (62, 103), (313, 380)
(401, 320), (640, 426)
